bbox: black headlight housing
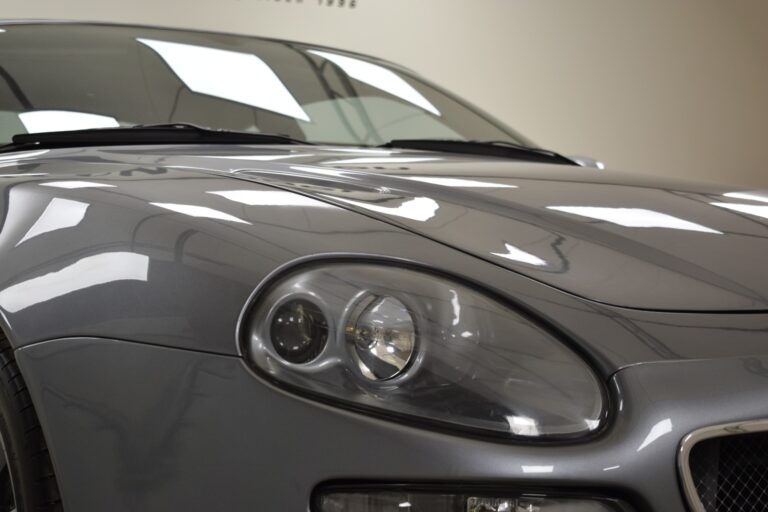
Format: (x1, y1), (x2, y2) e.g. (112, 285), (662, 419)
(242, 262), (606, 441)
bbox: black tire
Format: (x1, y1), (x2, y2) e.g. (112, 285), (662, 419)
(0, 335), (62, 511)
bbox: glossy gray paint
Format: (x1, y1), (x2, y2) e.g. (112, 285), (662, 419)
(0, 145), (766, 364)
(14, 337), (768, 512)
(220, 149), (768, 312)
(6, 144), (766, 320)
(0, 145), (766, 511)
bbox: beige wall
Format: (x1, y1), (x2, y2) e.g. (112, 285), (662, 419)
(6, 0), (768, 187)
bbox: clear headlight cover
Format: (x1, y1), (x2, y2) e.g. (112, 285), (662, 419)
(244, 264), (605, 439)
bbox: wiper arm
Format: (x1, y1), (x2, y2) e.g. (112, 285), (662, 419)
(379, 139), (575, 165)
(0, 123), (311, 153)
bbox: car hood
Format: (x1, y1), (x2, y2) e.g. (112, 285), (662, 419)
(177, 146), (768, 313)
(21, 145), (768, 312)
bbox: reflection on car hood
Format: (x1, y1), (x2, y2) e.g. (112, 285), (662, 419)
(18, 145), (768, 312)
(204, 146), (768, 312)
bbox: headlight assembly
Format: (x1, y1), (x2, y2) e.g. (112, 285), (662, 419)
(243, 263), (606, 440)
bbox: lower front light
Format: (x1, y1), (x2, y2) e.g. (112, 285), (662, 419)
(317, 490), (630, 512)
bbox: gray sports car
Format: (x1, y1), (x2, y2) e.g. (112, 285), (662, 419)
(0, 20), (765, 512)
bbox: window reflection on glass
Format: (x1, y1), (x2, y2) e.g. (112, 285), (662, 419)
(18, 110), (119, 134)
(299, 97), (461, 145)
(307, 50), (441, 116)
(0, 25), (527, 146)
(137, 38), (310, 121)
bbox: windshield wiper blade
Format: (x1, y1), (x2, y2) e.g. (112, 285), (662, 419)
(379, 139), (575, 165)
(0, 123), (311, 153)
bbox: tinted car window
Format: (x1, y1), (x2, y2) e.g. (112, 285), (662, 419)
(0, 24), (529, 146)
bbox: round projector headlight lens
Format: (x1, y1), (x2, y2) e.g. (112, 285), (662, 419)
(346, 296), (416, 380)
(245, 264), (606, 439)
(270, 299), (328, 364)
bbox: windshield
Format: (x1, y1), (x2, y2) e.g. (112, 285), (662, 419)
(0, 23), (530, 147)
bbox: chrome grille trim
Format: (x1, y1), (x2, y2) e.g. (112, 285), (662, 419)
(678, 419), (768, 512)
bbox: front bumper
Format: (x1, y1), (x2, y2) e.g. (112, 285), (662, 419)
(16, 337), (768, 511)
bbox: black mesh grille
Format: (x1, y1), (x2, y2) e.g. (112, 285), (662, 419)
(689, 432), (768, 512)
